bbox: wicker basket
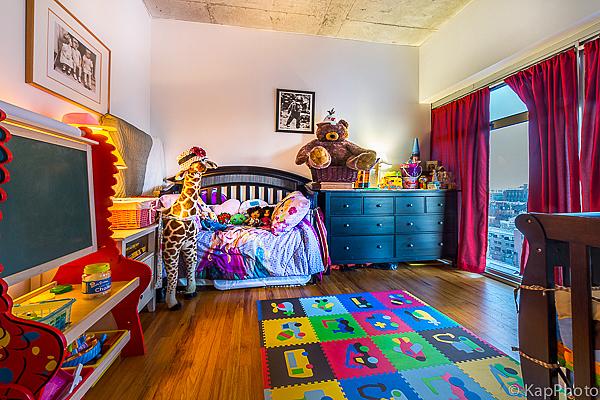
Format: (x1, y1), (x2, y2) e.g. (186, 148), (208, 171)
(311, 166), (358, 183)
(109, 197), (159, 229)
(12, 298), (75, 331)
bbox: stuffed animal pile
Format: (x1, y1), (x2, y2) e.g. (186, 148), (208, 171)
(211, 198), (274, 229)
(295, 109), (377, 180)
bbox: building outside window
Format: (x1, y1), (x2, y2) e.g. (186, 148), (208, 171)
(486, 85), (529, 281)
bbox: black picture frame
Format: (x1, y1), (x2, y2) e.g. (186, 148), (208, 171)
(275, 89), (315, 134)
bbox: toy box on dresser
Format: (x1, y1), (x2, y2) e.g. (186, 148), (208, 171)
(318, 189), (458, 265)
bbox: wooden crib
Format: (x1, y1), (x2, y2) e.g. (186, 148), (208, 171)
(516, 212), (600, 399)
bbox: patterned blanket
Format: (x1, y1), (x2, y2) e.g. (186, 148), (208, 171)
(196, 219), (324, 280)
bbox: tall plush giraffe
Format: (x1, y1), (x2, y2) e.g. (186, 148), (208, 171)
(162, 147), (217, 310)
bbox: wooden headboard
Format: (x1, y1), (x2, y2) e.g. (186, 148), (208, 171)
(199, 165), (311, 205)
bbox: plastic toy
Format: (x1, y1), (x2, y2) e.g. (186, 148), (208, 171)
(284, 349), (313, 378)
(345, 342), (379, 369)
(392, 336), (426, 361)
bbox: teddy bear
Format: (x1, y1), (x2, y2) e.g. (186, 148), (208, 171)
(295, 109), (377, 175)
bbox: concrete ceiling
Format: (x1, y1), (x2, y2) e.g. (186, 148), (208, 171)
(143, 0), (472, 46)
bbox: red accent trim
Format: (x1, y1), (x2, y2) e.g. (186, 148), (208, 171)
(0, 109), (66, 400)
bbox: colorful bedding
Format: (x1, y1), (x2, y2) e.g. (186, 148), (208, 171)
(555, 290), (600, 384)
(196, 218), (324, 280)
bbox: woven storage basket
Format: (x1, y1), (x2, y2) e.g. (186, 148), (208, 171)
(109, 197), (159, 229)
(311, 166), (358, 183)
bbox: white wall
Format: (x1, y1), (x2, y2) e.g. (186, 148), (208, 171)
(0, 0), (152, 131)
(151, 20), (430, 177)
(420, 0), (600, 103)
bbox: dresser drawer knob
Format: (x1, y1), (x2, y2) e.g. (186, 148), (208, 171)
(407, 243), (414, 248)
(343, 204), (350, 208)
(407, 203), (413, 207)
(376, 223), (383, 227)
(439, 242), (444, 246)
(344, 246), (350, 250)
(407, 222), (414, 226)
(376, 245), (383, 249)
(438, 221), (444, 225)
(376, 204), (382, 208)
(344, 223), (350, 227)
(438, 203), (444, 207)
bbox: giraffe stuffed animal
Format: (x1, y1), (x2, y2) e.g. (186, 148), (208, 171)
(162, 147), (217, 310)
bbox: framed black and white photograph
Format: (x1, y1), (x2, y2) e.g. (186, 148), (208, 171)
(276, 89), (315, 134)
(26, 0), (111, 114)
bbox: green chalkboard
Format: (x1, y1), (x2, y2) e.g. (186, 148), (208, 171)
(0, 133), (93, 280)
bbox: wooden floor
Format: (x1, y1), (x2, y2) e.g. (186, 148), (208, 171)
(87, 265), (518, 400)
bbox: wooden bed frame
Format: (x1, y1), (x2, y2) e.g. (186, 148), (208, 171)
(198, 165), (313, 205)
(516, 212), (600, 399)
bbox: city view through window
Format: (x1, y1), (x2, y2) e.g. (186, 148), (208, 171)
(486, 86), (529, 280)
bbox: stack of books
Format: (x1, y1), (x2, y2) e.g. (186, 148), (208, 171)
(311, 181), (355, 190)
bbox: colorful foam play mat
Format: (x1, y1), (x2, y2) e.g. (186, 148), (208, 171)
(258, 290), (524, 400)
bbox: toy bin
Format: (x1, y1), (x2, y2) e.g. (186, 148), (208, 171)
(12, 298), (75, 331)
(62, 330), (129, 370)
(109, 197), (159, 229)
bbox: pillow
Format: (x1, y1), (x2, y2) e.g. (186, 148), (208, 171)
(213, 198), (241, 216)
(271, 191), (310, 235)
(239, 199), (268, 215)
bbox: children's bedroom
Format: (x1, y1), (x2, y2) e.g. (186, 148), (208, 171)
(1, 0), (600, 399)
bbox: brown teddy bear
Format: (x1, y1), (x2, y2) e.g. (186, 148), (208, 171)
(295, 109), (377, 176)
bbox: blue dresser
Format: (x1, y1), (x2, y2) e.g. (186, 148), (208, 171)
(318, 190), (458, 265)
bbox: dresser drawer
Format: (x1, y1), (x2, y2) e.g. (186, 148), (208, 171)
(395, 197), (425, 214)
(395, 215), (447, 233)
(363, 197), (394, 214)
(396, 234), (447, 259)
(330, 235), (394, 261)
(331, 216), (395, 235)
(330, 196), (362, 215)
(426, 196), (449, 213)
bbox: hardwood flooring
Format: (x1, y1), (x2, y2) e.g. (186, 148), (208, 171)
(86, 265), (518, 400)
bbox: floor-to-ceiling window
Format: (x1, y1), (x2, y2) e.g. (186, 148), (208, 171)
(486, 85), (529, 281)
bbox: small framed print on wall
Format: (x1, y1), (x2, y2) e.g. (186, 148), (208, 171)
(26, 0), (111, 114)
(276, 89), (315, 134)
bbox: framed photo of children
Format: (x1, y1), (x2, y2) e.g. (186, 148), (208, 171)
(275, 89), (315, 134)
(26, 0), (111, 114)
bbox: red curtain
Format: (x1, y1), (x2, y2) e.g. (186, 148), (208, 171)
(505, 50), (581, 214)
(581, 38), (600, 212)
(431, 88), (490, 273)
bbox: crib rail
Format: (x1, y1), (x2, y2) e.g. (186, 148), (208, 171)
(516, 212), (600, 399)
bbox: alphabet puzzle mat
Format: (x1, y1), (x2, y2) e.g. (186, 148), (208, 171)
(258, 290), (525, 399)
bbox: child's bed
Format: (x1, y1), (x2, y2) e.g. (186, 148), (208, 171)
(516, 212), (600, 399)
(172, 165), (326, 290)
